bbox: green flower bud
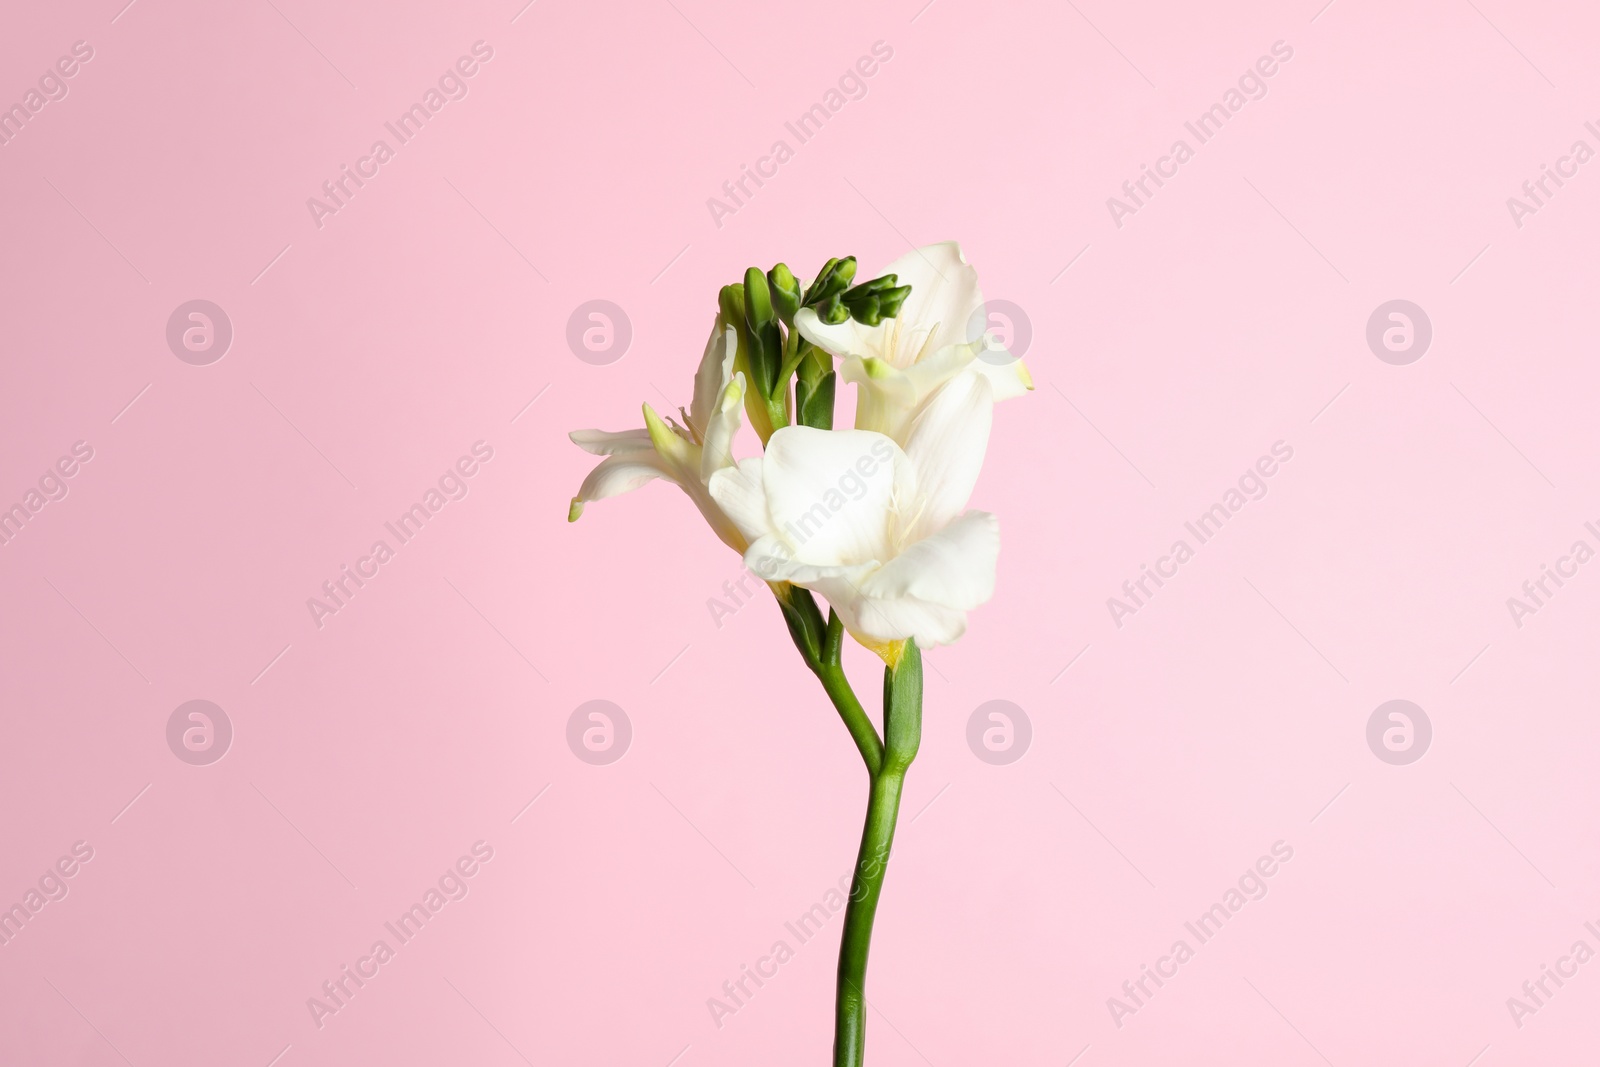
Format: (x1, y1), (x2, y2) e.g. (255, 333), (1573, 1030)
(719, 283), (778, 444)
(718, 283), (747, 334)
(841, 274), (910, 326)
(818, 294), (850, 325)
(743, 267), (783, 397)
(803, 257), (839, 305)
(768, 263), (801, 325)
(849, 274), (899, 296)
(876, 285), (912, 319)
(804, 256), (857, 306)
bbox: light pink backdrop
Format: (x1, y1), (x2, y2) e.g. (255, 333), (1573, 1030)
(3, 0), (1598, 1063)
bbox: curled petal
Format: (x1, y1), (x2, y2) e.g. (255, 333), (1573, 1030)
(972, 352), (1034, 402)
(744, 534), (877, 588)
(833, 512), (999, 646)
(850, 595), (970, 648)
(689, 322), (738, 440)
(568, 453), (672, 521)
(865, 511), (998, 610)
(569, 428), (654, 456)
(699, 371), (746, 483)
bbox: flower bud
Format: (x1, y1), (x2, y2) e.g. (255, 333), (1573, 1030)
(768, 263), (801, 324)
(849, 295), (883, 326)
(718, 283), (778, 443)
(849, 274), (899, 295)
(818, 294), (850, 325)
(743, 267), (783, 397)
(876, 285), (911, 319)
(842, 275), (909, 326)
(804, 256), (857, 306)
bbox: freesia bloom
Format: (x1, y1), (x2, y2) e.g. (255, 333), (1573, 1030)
(710, 369), (998, 650)
(795, 241), (1032, 445)
(568, 319), (749, 552)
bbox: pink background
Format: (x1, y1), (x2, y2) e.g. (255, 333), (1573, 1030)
(2, 0), (1598, 1063)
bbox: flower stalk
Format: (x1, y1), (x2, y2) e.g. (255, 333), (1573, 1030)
(777, 581), (921, 1066)
(833, 639), (920, 1067)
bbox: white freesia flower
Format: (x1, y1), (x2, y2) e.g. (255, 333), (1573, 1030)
(795, 241), (1032, 445)
(568, 320), (749, 553)
(710, 369), (998, 651)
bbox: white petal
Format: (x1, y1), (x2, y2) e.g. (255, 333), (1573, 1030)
(757, 428), (911, 567)
(901, 371), (993, 536)
(876, 242), (984, 357)
(850, 595), (970, 648)
(569, 428), (653, 456)
(689, 322), (737, 438)
(836, 340), (980, 445)
(699, 371), (746, 483)
(795, 307), (891, 365)
(838, 356), (917, 439)
(744, 535), (876, 588)
(680, 478), (749, 555)
(971, 352), (1034, 402)
(864, 511), (999, 611)
(568, 452), (673, 520)
(708, 456), (770, 545)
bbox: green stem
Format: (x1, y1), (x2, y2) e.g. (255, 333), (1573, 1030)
(770, 584), (923, 1065)
(834, 642), (921, 1067)
(778, 588), (883, 777)
(817, 664), (882, 778)
(834, 768), (905, 1066)
(816, 611), (882, 777)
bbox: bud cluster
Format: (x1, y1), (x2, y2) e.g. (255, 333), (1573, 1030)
(717, 256), (910, 439)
